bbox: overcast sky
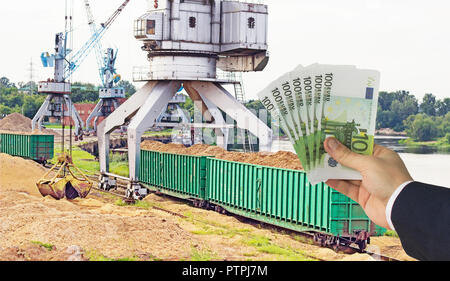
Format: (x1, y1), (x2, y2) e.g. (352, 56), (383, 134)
(0, 0), (449, 101)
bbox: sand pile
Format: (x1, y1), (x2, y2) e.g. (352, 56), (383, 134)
(0, 153), (206, 261)
(0, 190), (203, 261)
(0, 153), (47, 197)
(141, 141), (303, 170)
(0, 113), (57, 135)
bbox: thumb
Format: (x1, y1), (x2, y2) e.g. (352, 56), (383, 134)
(324, 137), (368, 172)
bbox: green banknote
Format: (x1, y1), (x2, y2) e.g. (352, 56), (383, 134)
(308, 67), (380, 184)
(258, 64), (380, 185)
(257, 76), (311, 171)
(289, 65), (315, 171)
(306, 65), (356, 170)
(276, 72), (312, 171)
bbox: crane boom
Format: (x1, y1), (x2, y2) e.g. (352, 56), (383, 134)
(84, 0), (105, 85)
(102, 0), (130, 28)
(65, 0), (131, 80)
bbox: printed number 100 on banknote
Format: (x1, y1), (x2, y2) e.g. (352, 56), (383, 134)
(309, 68), (380, 184)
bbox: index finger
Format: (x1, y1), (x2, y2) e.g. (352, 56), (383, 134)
(326, 179), (361, 203)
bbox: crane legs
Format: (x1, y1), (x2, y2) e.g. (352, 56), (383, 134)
(97, 81), (273, 200)
(32, 94), (84, 139)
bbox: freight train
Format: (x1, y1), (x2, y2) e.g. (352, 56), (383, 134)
(139, 149), (386, 251)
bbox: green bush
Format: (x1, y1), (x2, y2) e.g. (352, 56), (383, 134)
(404, 114), (440, 141)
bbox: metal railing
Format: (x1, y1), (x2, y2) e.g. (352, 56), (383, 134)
(133, 66), (243, 84)
(223, 0), (265, 4)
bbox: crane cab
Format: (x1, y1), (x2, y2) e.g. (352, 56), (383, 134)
(133, 0), (269, 77)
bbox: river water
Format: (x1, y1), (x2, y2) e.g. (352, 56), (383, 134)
(271, 137), (450, 188)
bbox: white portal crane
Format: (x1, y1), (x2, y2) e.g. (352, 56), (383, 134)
(98, 0), (272, 199)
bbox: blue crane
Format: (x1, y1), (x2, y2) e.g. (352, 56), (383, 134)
(84, 0), (122, 88)
(33, 0), (131, 139)
(40, 0), (130, 82)
(84, 0), (127, 134)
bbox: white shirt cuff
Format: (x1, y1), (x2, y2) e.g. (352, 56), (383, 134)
(385, 181), (413, 231)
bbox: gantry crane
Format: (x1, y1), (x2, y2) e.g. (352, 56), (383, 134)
(98, 0), (272, 199)
(84, 0), (126, 135)
(32, 0), (131, 140)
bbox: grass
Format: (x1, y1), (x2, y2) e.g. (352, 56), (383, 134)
(384, 230), (399, 238)
(190, 247), (219, 261)
(240, 235), (316, 261)
(183, 211), (251, 238)
(31, 241), (54, 251)
(143, 129), (173, 137)
(47, 129), (174, 178)
(43, 124), (63, 129)
(292, 234), (315, 245)
(50, 145), (130, 177)
(183, 211), (315, 261)
(114, 199), (129, 207)
(114, 198), (155, 209)
(50, 145), (98, 175)
(85, 250), (138, 261)
(399, 137), (450, 151)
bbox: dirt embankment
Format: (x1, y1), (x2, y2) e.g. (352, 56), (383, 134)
(141, 141), (304, 171)
(0, 113), (58, 136)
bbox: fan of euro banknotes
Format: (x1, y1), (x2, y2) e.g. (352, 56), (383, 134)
(257, 64), (380, 185)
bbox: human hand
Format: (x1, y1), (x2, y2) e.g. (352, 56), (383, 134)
(324, 137), (413, 229)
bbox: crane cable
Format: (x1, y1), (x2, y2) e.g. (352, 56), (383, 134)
(63, 0), (74, 159)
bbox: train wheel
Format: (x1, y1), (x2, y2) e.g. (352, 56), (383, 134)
(332, 238), (342, 252)
(313, 234), (319, 244)
(357, 240), (367, 252)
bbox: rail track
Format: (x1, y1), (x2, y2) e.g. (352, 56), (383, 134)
(83, 174), (400, 261)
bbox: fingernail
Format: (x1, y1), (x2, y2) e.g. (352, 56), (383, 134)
(327, 138), (339, 151)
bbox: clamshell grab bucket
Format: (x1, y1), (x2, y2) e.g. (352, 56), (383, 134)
(37, 154), (93, 200)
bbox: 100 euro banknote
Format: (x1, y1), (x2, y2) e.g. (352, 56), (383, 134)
(257, 64), (380, 185)
(308, 67), (380, 184)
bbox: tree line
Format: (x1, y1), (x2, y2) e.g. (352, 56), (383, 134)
(0, 77), (136, 119)
(245, 91), (450, 142)
(1, 75), (448, 142)
(377, 91), (449, 142)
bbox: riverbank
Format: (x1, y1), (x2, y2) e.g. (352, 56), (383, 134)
(399, 137), (450, 152)
(376, 128), (407, 137)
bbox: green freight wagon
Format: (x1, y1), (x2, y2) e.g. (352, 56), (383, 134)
(0, 133), (54, 164)
(139, 149), (210, 202)
(207, 158), (386, 250)
(138, 149), (386, 250)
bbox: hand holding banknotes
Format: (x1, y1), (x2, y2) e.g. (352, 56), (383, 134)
(258, 64), (381, 184)
(323, 137), (413, 230)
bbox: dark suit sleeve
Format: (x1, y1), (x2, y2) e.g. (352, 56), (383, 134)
(391, 181), (450, 261)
